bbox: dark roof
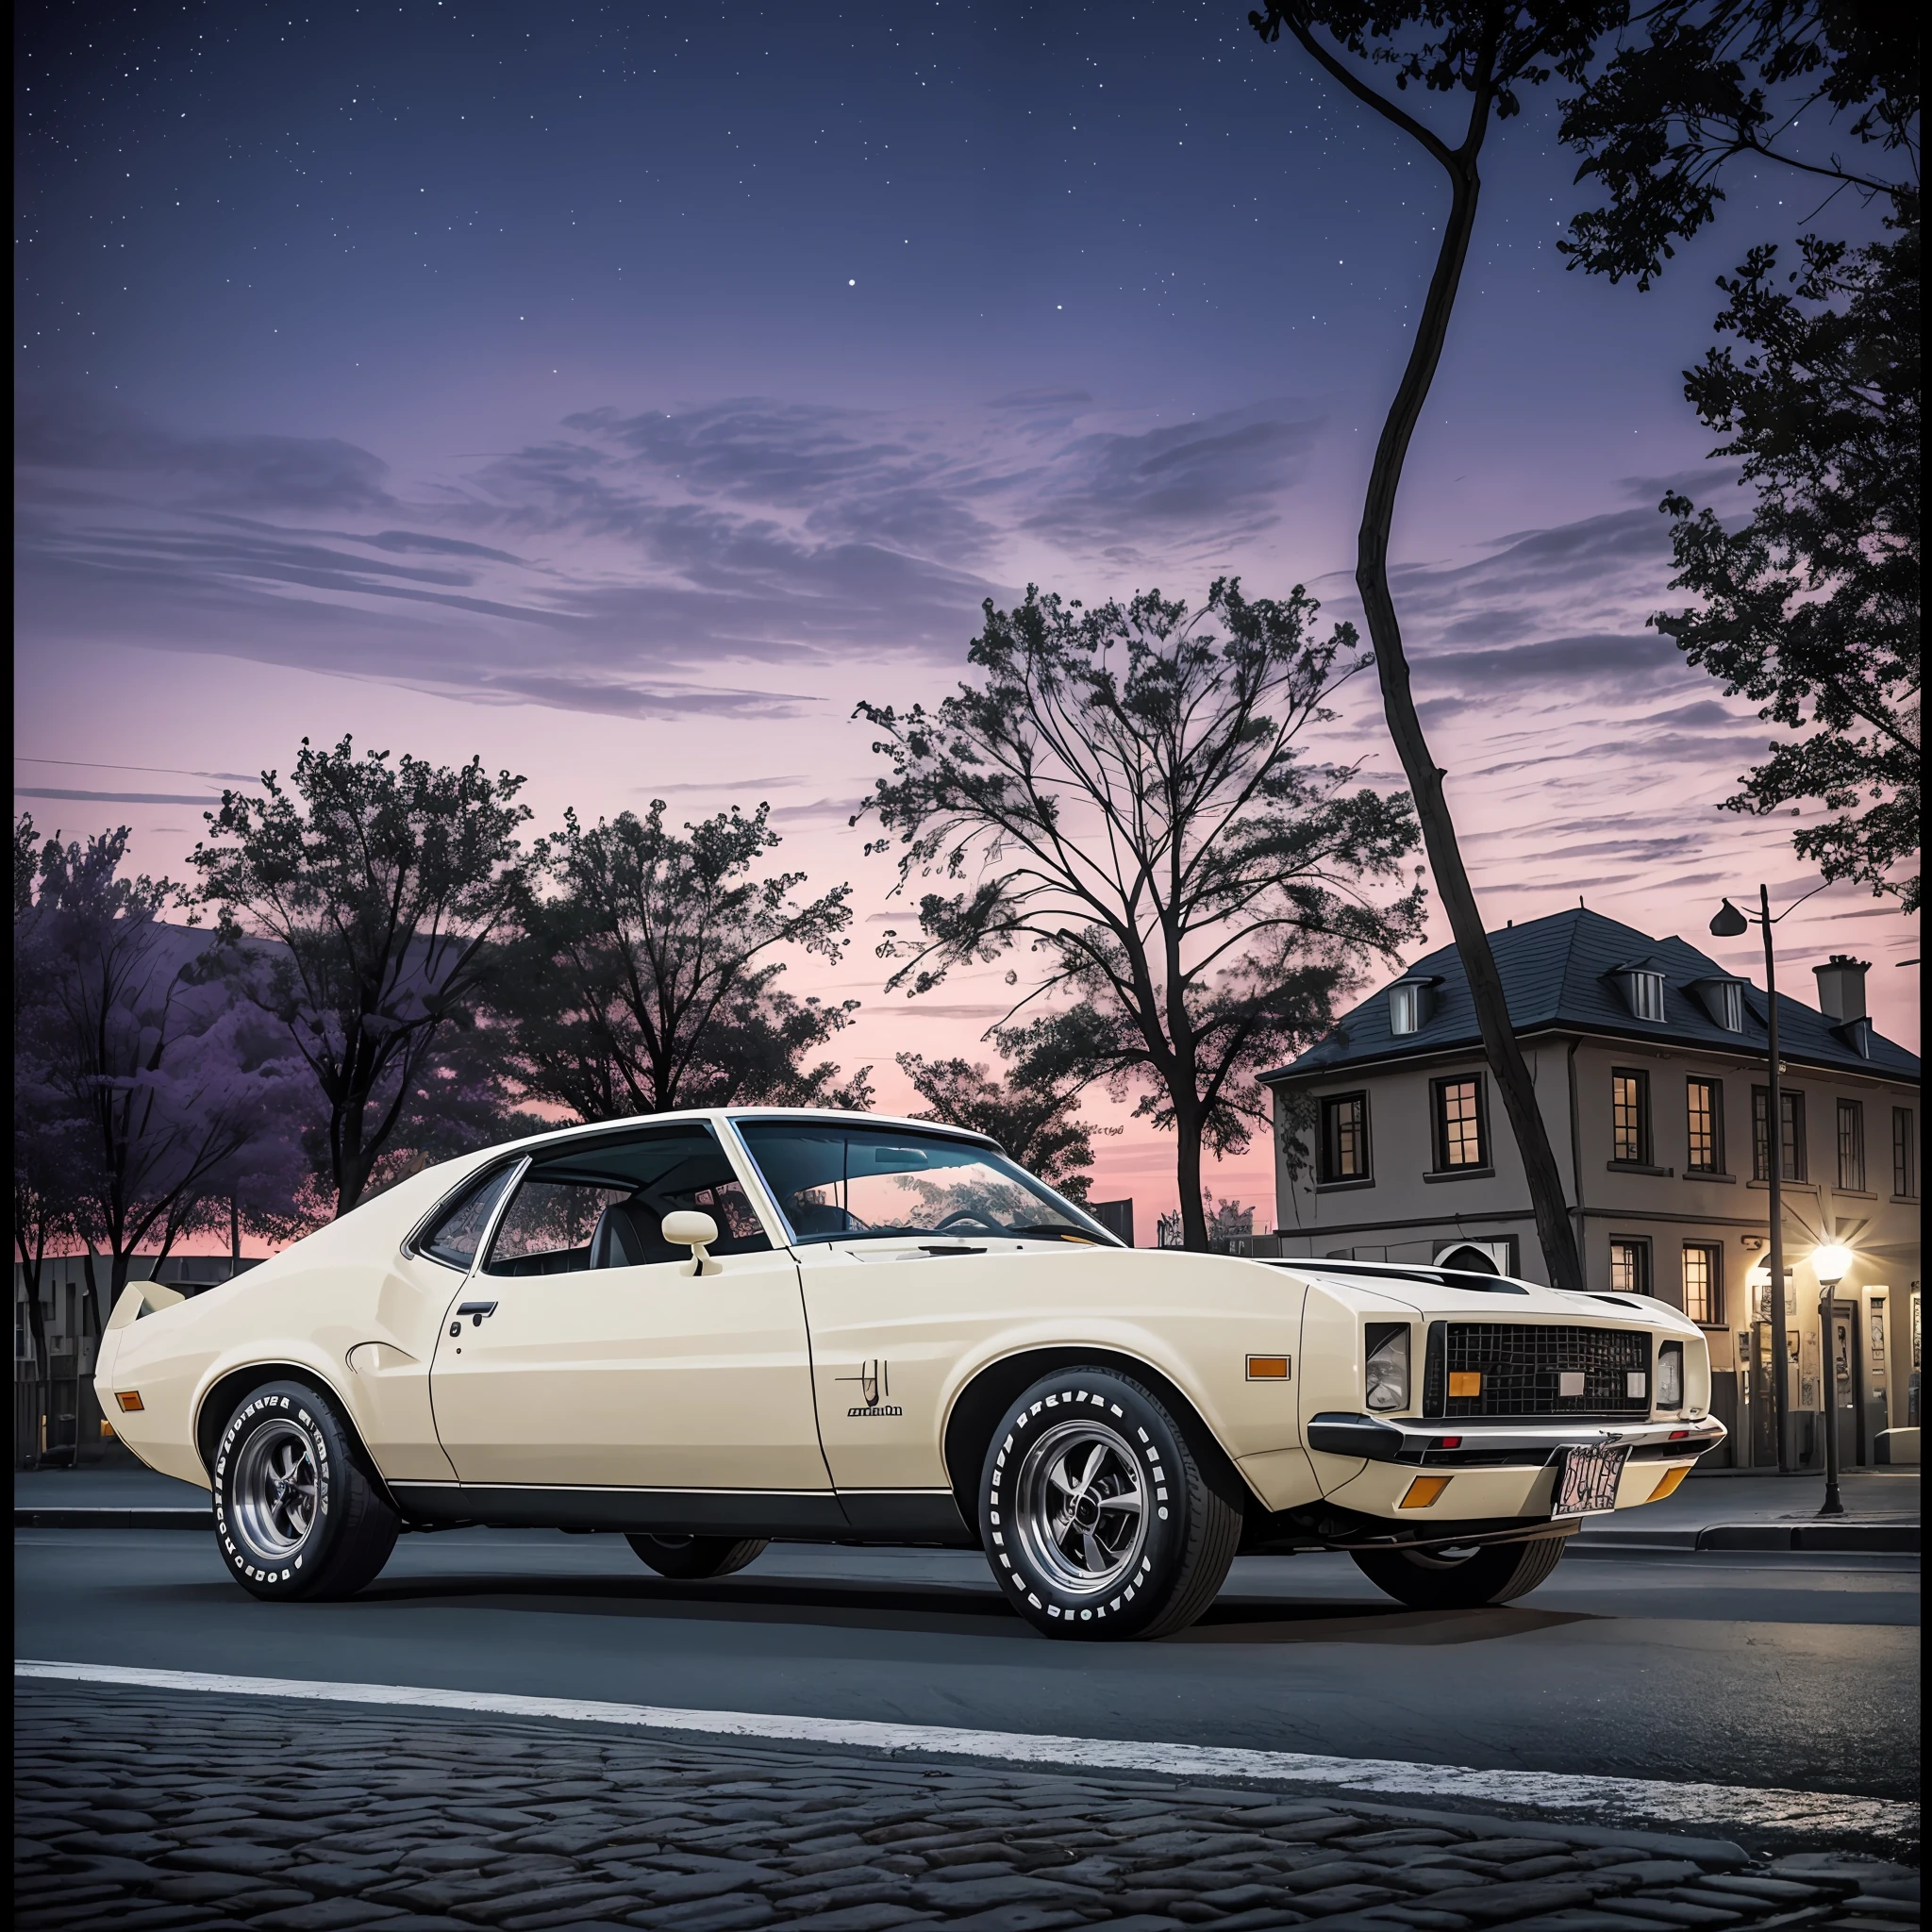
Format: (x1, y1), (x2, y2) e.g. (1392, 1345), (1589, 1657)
(1263, 908), (1919, 1084)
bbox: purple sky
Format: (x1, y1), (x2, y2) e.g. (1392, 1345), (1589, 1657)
(15, 3), (1915, 1227)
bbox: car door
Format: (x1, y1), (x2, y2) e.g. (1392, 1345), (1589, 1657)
(428, 1121), (832, 1494)
(734, 1118), (1117, 1493)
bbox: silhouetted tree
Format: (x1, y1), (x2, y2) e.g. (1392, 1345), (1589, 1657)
(504, 800), (869, 1120)
(1558, 1), (1917, 290)
(1555, 5), (1919, 909)
(858, 579), (1423, 1250)
(896, 1042), (1116, 1200)
(19, 824), (308, 1321)
(193, 737), (533, 1216)
(1247, 4), (1617, 1290)
(1657, 217), (1920, 909)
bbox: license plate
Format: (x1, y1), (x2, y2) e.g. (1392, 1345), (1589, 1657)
(1555, 1444), (1628, 1517)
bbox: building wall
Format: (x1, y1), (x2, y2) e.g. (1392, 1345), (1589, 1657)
(1271, 1036), (1920, 1467)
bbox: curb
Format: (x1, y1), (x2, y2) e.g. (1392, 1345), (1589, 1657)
(1574, 1522), (1919, 1555)
(16, 1507), (213, 1529)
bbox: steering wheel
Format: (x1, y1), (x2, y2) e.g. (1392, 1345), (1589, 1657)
(931, 1208), (1006, 1234)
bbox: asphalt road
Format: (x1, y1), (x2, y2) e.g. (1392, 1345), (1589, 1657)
(14, 1528), (1918, 1807)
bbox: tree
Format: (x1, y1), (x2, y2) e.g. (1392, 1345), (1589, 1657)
(13, 814), (83, 1372)
(857, 578), (1424, 1250)
(1656, 216), (1920, 908)
(896, 1041), (1116, 1200)
(1558, 1), (1917, 290)
(504, 799), (869, 1120)
(192, 736), (533, 1216)
(1556, 5), (1919, 908)
(20, 824), (308, 1322)
(1246, 4), (1615, 1289)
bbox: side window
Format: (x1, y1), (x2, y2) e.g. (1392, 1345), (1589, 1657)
(483, 1124), (773, 1277)
(488, 1179), (630, 1275)
(418, 1165), (517, 1271)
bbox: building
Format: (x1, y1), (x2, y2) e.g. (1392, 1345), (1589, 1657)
(1258, 909), (1920, 1470)
(13, 1254), (259, 1468)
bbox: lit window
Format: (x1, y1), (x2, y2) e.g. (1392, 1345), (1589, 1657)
(1611, 1069), (1651, 1165)
(1610, 1239), (1651, 1295)
(1432, 1076), (1486, 1171)
(1319, 1093), (1371, 1185)
(1837, 1100), (1866, 1191)
(1682, 1242), (1724, 1325)
(1686, 1078), (1723, 1174)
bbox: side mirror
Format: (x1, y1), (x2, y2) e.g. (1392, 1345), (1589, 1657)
(661, 1210), (721, 1276)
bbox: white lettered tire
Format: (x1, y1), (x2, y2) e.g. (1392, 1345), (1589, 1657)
(979, 1367), (1243, 1640)
(212, 1380), (399, 1601)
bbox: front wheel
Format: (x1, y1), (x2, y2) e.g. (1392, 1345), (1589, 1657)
(625, 1533), (768, 1579)
(980, 1367), (1243, 1640)
(212, 1380), (398, 1601)
(1352, 1535), (1567, 1609)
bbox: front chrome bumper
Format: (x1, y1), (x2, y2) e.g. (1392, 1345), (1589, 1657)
(1307, 1411), (1727, 1468)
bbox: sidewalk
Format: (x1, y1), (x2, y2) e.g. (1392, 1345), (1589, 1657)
(15, 1466), (1921, 1551)
(14, 1465), (212, 1527)
(1573, 1470), (1920, 1555)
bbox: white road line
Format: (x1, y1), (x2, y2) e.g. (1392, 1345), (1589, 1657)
(17, 1658), (1916, 1841)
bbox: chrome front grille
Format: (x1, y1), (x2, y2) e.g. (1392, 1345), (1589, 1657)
(1422, 1323), (1651, 1419)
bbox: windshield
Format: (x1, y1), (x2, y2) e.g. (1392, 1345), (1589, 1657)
(736, 1122), (1117, 1247)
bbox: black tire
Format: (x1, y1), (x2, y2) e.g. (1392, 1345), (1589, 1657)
(979, 1367), (1243, 1640)
(211, 1380), (398, 1602)
(1352, 1534), (1568, 1609)
(625, 1533), (768, 1580)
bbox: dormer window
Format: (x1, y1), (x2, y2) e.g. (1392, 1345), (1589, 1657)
(1390, 979), (1433, 1036)
(1839, 1016), (1874, 1059)
(1622, 971), (1666, 1023)
(1692, 978), (1747, 1032)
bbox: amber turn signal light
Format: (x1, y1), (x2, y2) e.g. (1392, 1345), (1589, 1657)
(116, 1391), (143, 1413)
(1399, 1475), (1453, 1508)
(1648, 1464), (1691, 1503)
(1245, 1355), (1291, 1380)
(1448, 1371), (1482, 1398)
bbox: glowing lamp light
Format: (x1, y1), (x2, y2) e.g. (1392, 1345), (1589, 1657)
(1811, 1244), (1855, 1288)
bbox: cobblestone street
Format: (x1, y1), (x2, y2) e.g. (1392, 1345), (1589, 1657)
(13, 1682), (1918, 1932)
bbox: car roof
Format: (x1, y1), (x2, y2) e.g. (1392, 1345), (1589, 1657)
(494, 1106), (1004, 1161)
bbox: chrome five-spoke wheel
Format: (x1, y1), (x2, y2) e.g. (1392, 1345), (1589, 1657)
(1011, 1418), (1148, 1595)
(213, 1381), (398, 1601)
(231, 1417), (319, 1559)
(981, 1367), (1244, 1639)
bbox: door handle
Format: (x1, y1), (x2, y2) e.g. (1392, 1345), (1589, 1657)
(454, 1300), (498, 1334)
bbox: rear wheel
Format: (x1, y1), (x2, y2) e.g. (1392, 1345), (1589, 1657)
(1352, 1535), (1567, 1609)
(212, 1380), (398, 1602)
(979, 1366), (1243, 1640)
(625, 1533), (768, 1579)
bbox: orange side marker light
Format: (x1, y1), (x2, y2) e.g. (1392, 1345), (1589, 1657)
(1648, 1464), (1691, 1503)
(1246, 1355), (1291, 1381)
(1448, 1371), (1482, 1398)
(1400, 1475), (1452, 1509)
(116, 1391), (143, 1413)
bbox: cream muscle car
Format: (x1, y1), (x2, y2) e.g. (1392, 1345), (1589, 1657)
(95, 1108), (1724, 1638)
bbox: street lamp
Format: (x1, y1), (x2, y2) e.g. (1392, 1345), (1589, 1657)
(1812, 1243), (1854, 1517)
(1711, 889), (1788, 1471)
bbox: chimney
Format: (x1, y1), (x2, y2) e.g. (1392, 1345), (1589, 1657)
(1812, 954), (1870, 1023)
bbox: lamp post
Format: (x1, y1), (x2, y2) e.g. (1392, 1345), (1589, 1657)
(1710, 888), (1791, 1472)
(1812, 1243), (1854, 1517)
